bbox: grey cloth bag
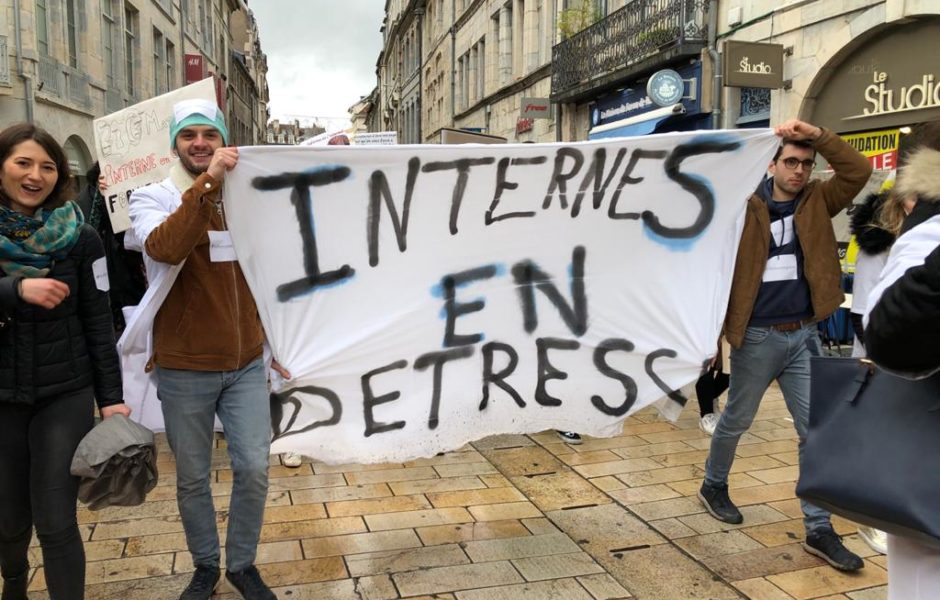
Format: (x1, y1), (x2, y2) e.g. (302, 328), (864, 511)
(70, 414), (159, 510)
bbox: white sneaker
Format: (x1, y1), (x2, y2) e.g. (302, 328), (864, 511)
(858, 526), (888, 555)
(699, 412), (721, 436)
(282, 452), (303, 468)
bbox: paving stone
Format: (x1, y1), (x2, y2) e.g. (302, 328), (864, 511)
(347, 467), (439, 485)
(546, 504), (665, 554)
(511, 552), (604, 581)
(455, 577), (594, 599)
(567, 435), (648, 453)
(92, 515), (191, 540)
(749, 465), (801, 484)
(416, 520), (531, 546)
(471, 433), (536, 450)
(595, 543), (740, 599)
(434, 461), (499, 478)
(557, 449), (623, 466)
(767, 561), (888, 599)
(260, 515), (367, 543)
(467, 501), (542, 521)
(266, 473), (348, 492)
(245, 556), (347, 588)
(741, 519), (809, 547)
(479, 473), (513, 487)
(365, 507), (473, 531)
(312, 462), (402, 474)
(426, 486), (526, 507)
(847, 587), (888, 600)
(726, 482), (798, 507)
(30, 554), (175, 591)
(616, 465), (705, 487)
(770, 451), (800, 466)
(571, 457), (662, 479)
(125, 532), (190, 557)
(480, 445), (566, 476)
(262, 502), (328, 523)
(173, 539), (304, 572)
(403, 451), (488, 467)
(732, 577), (797, 600)
(521, 517), (559, 535)
(588, 476), (628, 492)
(463, 532), (581, 562)
(608, 484), (681, 505)
(609, 441), (697, 460)
(327, 493), (432, 517)
(510, 471), (612, 511)
(678, 504), (790, 535)
(576, 573), (634, 599)
(303, 529), (422, 558)
(628, 496), (706, 521)
(674, 530), (766, 559)
(621, 421), (678, 436)
(664, 473), (764, 497)
(390, 476), (488, 496)
(291, 483), (392, 504)
(392, 561), (523, 597)
(345, 543), (470, 577)
(354, 574), (400, 600)
(31, 573), (193, 599)
(703, 543), (825, 580)
(647, 518), (699, 540)
(649, 449), (711, 468)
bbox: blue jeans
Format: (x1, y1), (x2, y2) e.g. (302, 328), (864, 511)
(157, 358), (270, 572)
(704, 325), (831, 535)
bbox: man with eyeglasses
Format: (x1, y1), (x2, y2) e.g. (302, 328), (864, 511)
(698, 119), (872, 571)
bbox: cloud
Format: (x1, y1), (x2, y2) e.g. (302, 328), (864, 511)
(252, 1), (385, 126)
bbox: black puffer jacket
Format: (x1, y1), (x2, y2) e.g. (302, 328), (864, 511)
(850, 192), (896, 257)
(0, 224), (123, 407)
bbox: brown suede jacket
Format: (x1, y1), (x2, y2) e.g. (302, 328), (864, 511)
(145, 172), (264, 371)
(724, 128), (873, 348)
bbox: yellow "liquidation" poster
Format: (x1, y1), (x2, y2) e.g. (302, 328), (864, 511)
(841, 128), (900, 170)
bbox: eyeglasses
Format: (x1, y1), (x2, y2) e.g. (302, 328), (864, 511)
(779, 157), (816, 171)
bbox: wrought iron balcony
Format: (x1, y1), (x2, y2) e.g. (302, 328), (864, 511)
(38, 55), (62, 96)
(551, 0), (708, 103)
(65, 67), (91, 109)
(105, 88), (124, 113)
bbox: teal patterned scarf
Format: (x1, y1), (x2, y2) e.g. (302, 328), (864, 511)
(0, 201), (83, 277)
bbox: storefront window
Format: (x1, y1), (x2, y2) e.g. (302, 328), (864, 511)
(737, 87), (771, 128)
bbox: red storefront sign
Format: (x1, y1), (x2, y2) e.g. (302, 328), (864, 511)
(185, 54), (205, 83)
(516, 118), (534, 134)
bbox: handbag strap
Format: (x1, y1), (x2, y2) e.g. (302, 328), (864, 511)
(841, 359), (875, 404)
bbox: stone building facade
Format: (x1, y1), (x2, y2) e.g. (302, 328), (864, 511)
(376, 0), (939, 150)
(0, 0), (269, 183)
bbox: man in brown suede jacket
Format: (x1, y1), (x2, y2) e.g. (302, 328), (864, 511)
(128, 99), (287, 600)
(698, 119), (872, 572)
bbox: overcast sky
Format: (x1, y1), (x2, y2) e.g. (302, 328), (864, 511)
(251, 2), (385, 130)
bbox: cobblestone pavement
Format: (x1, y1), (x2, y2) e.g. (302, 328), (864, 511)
(27, 385), (889, 599)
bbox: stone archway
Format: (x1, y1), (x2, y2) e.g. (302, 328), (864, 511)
(799, 16), (940, 133)
(63, 135), (93, 194)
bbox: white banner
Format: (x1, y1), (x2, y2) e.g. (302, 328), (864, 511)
(219, 130), (778, 464)
(93, 78), (217, 233)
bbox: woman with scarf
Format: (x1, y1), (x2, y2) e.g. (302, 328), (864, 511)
(0, 123), (130, 600)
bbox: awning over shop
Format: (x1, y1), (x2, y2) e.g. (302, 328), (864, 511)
(588, 103), (685, 140)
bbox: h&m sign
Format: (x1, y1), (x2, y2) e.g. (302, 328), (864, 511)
(722, 41), (784, 89)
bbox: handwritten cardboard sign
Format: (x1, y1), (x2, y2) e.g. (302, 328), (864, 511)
(93, 78), (217, 232)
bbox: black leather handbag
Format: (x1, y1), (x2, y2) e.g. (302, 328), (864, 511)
(796, 356), (940, 548)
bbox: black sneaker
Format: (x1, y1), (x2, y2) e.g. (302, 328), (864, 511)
(179, 565), (221, 600)
(803, 528), (865, 571)
(556, 430), (583, 444)
(225, 565), (276, 600)
(698, 482), (743, 524)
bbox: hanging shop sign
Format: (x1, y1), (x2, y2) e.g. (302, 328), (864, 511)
(722, 41), (785, 89)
